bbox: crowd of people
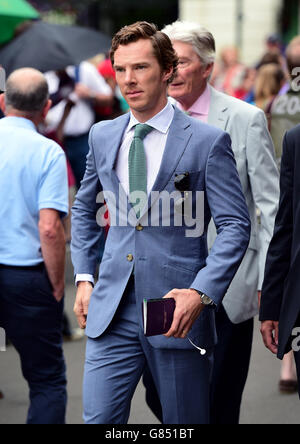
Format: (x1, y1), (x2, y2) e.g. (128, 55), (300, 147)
(0, 19), (300, 425)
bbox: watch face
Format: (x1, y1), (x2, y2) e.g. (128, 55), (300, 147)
(201, 294), (212, 305)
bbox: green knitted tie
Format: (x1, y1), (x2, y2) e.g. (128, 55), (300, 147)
(128, 123), (153, 217)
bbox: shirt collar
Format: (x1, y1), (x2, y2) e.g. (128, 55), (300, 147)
(0, 116), (37, 132)
(177, 84), (211, 116)
(127, 101), (174, 135)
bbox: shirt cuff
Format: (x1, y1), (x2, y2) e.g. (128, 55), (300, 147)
(75, 274), (94, 286)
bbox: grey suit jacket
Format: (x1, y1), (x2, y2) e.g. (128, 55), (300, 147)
(207, 86), (279, 323)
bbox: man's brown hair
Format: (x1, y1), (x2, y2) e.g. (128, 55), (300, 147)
(110, 21), (178, 83)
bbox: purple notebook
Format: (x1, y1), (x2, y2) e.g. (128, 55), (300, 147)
(143, 298), (176, 336)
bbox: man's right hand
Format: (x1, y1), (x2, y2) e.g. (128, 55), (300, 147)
(53, 283), (65, 303)
(74, 281), (93, 329)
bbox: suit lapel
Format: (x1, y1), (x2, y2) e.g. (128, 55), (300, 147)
(207, 85), (230, 131)
(140, 107), (192, 218)
(103, 108), (192, 220)
(106, 113), (130, 172)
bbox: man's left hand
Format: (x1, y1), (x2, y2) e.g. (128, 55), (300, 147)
(164, 289), (205, 339)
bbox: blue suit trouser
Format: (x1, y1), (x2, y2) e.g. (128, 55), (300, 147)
(0, 264), (67, 424)
(83, 277), (213, 424)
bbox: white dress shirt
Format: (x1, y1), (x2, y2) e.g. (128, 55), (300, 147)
(116, 101), (174, 195)
(76, 101), (175, 285)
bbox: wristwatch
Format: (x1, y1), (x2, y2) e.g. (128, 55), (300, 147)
(199, 292), (215, 306)
(198, 291), (215, 306)
(191, 289), (215, 306)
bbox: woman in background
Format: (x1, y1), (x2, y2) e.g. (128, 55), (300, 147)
(254, 63), (286, 128)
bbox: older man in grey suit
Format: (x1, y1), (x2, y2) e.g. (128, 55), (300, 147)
(143, 21), (279, 424)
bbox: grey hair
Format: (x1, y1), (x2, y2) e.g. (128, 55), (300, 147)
(162, 21), (216, 66)
(5, 75), (49, 113)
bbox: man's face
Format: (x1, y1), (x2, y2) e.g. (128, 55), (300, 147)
(114, 39), (172, 122)
(168, 41), (213, 109)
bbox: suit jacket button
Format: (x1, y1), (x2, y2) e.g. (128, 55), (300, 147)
(127, 254), (134, 262)
(136, 224), (143, 231)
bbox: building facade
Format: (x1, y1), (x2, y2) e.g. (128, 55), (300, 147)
(179, 0), (299, 65)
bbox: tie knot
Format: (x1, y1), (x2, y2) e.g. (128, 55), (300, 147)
(134, 123), (153, 140)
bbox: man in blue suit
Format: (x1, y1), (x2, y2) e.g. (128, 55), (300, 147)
(71, 21), (250, 424)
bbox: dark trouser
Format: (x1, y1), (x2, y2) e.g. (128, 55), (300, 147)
(65, 133), (90, 190)
(294, 347), (300, 399)
(0, 264), (67, 424)
(292, 312), (300, 398)
(210, 304), (253, 424)
(143, 366), (163, 422)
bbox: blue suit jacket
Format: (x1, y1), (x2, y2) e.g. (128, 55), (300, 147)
(71, 107), (250, 350)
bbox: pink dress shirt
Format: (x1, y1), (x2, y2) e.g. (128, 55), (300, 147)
(176, 85), (211, 123)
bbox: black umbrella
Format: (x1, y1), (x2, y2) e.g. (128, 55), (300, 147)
(0, 20), (112, 75)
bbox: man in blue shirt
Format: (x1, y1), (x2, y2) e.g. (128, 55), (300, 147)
(0, 68), (69, 424)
